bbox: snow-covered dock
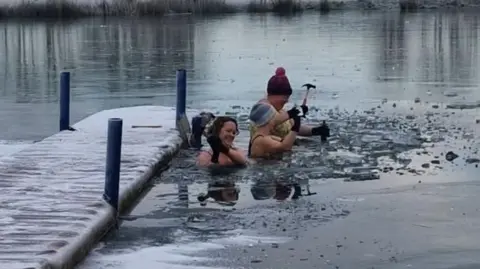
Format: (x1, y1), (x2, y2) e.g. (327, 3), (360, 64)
(0, 106), (193, 269)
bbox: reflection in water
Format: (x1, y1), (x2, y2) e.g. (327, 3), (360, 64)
(250, 179), (304, 201)
(178, 181), (189, 208)
(197, 179), (240, 206)
(377, 12), (480, 92)
(378, 13), (407, 80)
(0, 12), (480, 142)
(0, 17), (196, 139)
(0, 17), (195, 98)
(194, 172), (312, 206)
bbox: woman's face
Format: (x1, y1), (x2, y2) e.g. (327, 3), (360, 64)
(270, 95), (290, 110)
(277, 95), (290, 108)
(219, 121), (237, 146)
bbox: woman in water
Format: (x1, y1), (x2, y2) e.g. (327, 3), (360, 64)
(248, 101), (302, 158)
(196, 116), (248, 167)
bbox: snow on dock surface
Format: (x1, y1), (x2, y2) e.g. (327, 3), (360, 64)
(0, 106), (193, 269)
(0, 140), (33, 159)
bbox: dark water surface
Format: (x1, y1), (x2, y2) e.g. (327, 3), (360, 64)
(1, 10), (479, 269)
(1, 11), (480, 141)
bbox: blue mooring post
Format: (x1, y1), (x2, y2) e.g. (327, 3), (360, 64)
(103, 118), (123, 213)
(59, 71), (71, 131)
(176, 69), (187, 124)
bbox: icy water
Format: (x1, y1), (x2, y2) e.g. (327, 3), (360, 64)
(0, 10), (479, 269)
(78, 100), (480, 269)
(1, 11), (480, 140)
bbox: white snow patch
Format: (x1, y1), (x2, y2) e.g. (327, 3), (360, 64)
(79, 230), (289, 269)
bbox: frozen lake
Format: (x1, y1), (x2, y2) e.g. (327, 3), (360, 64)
(0, 10), (479, 269)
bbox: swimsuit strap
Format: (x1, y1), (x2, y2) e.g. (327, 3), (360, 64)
(247, 134), (265, 157)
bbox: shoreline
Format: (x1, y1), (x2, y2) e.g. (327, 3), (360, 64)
(0, 0), (479, 19)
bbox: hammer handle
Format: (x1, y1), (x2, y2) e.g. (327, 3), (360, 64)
(302, 89), (310, 106)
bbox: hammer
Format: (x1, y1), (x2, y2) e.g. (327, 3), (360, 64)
(302, 83), (330, 142)
(302, 83), (316, 106)
(298, 83), (316, 118)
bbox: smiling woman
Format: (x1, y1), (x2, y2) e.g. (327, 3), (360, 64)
(196, 116), (248, 167)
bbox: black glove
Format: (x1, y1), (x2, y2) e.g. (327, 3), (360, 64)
(287, 107), (301, 119)
(207, 135), (230, 154)
(311, 121), (330, 141)
(207, 136), (223, 163)
(300, 105), (308, 116)
(290, 115), (301, 133)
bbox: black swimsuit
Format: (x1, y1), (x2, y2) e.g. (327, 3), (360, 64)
(247, 134), (264, 157)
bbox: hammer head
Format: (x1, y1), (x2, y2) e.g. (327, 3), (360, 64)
(302, 83), (316, 90)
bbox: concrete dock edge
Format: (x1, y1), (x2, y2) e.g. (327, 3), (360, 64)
(38, 132), (185, 269)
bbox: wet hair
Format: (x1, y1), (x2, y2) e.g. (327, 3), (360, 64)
(206, 116), (239, 137)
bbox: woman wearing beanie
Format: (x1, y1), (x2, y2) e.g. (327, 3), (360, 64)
(248, 102), (302, 158)
(196, 116), (248, 167)
(248, 67), (330, 141)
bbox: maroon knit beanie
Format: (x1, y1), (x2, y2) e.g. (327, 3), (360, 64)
(267, 67), (292, 96)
